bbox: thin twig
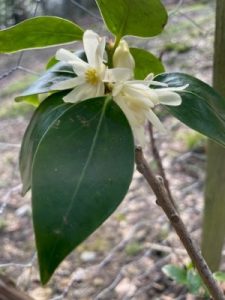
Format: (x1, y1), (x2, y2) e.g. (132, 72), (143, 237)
(0, 0), (41, 82)
(0, 184), (22, 215)
(0, 66), (18, 80)
(69, 0), (102, 20)
(127, 255), (171, 300)
(135, 147), (225, 300)
(168, 0), (184, 16)
(0, 253), (36, 269)
(94, 270), (124, 300)
(99, 221), (146, 269)
(148, 123), (177, 211)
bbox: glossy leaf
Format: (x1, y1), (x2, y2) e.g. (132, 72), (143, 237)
(162, 264), (187, 285)
(20, 92), (71, 195)
(186, 270), (202, 294)
(96, 0), (167, 38)
(155, 73), (225, 147)
(16, 51), (86, 104)
(15, 62), (74, 103)
(130, 47), (164, 79)
(0, 16), (83, 53)
(32, 97), (134, 284)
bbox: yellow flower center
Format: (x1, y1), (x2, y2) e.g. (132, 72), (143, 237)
(85, 68), (99, 85)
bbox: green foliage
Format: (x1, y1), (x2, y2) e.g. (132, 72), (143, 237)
(162, 264), (206, 296)
(19, 92), (70, 195)
(15, 62), (74, 104)
(187, 269), (204, 295)
(155, 73), (225, 148)
(162, 264), (187, 285)
(163, 264), (225, 297)
(214, 271), (225, 282)
(130, 48), (165, 79)
(29, 96), (134, 283)
(16, 51), (86, 105)
(0, 16), (83, 53)
(3, 0), (225, 288)
(46, 57), (59, 70)
(96, 0), (168, 38)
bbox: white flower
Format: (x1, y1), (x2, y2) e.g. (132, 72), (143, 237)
(113, 40), (135, 70)
(110, 71), (187, 146)
(53, 30), (107, 103)
(52, 31), (187, 146)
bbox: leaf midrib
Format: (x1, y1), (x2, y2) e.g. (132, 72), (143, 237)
(46, 97), (111, 267)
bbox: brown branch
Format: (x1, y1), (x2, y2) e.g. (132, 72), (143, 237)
(148, 122), (176, 210)
(135, 147), (225, 300)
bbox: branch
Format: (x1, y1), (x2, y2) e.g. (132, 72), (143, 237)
(135, 147), (225, 300)
(148, 122), (176, 210)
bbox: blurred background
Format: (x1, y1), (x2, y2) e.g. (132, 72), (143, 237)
(0, 1), (218, 299)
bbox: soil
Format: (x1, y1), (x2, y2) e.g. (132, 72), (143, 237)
(0, 1), (223, 299)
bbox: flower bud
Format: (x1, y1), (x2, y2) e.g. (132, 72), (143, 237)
(113, 40), (135, 70)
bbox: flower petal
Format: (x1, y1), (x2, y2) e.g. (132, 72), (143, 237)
(56, 48), (88, 76)
(123, 84), (157, 107)
(83, 30), (105, 67)
(63, 82), (104, 103)
(112, 82), (124, 97)
(149, 81), (168, 87)
(132, 126), (146, 147)
(95, 82), (105, 97)
(156, 84), (189, 92)
(105, 68), (133, 83)
(156, 90), (182, 106)
(145, 73), (154, 81)
(63, 83), (92, 103)
(70, 57), (89, 76)
(147, 109), (165, 133)
(52, 77), (84, 90)
(56, 48), (76, 62)
(113, 40), (135, 70)
(95, 37), (106, 68)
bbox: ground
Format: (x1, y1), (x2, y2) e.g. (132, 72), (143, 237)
(0, 1), (222, 299)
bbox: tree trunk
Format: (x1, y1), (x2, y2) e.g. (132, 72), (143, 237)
(201, 0), (225, 271)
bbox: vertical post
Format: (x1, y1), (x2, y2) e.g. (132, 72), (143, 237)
(202, 0), (225, 271)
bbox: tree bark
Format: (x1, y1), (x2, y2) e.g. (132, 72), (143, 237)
(201, 0), (225, 271)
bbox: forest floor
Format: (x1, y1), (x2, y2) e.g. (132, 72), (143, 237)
(0, 1), (221, 299)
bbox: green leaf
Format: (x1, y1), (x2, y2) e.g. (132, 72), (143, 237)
(162, 264), (187, 285)
(130, 48), (164, 79)
(214, 271), (225, 282)
(96, 0), (167, 38)
(15, 62), (74, 103)
(155, 73), (225, 148)
(16, 51), (86, 104)
(46, 57), (58, 70)
(20, 92), (71, 195)
(0, 16), (83, 53)
(186, 269), (202, 294)
(32, 97), (134, 284)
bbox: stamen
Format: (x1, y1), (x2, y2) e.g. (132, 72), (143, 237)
(85, 68), (99, 85)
